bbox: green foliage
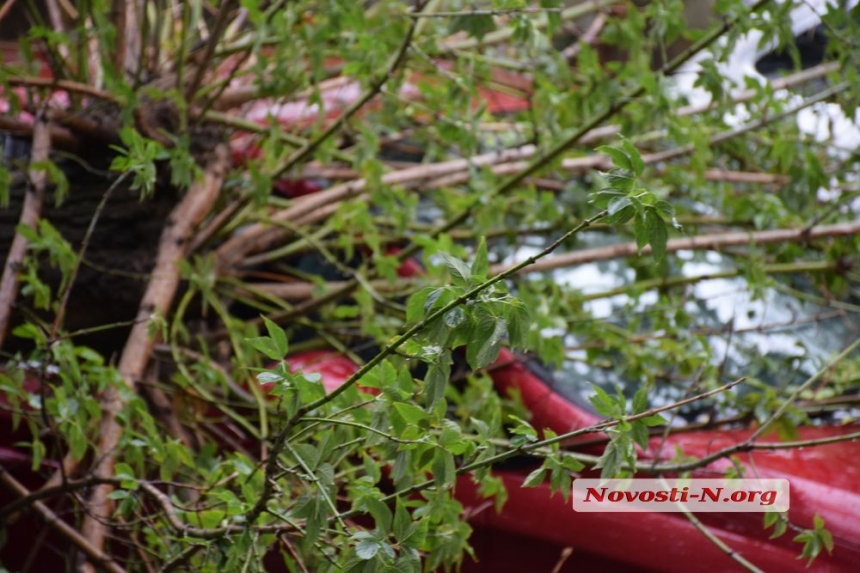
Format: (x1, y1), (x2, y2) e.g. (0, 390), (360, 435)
(2, 0), (859, 571)
(794, 515), (834, 566)
(109, 128), (165, 197)
(591, 139), (680, 261)
(590, 386), (666, 478)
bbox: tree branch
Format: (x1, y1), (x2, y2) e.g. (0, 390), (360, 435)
(244, 210), (608, 525)
(79, 144), (230, 567)
(0, 113), (51, 349)
(490, 221), (860, 276)
(0, 465), (127, 573)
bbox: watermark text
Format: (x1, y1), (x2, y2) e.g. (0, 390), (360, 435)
(572, 479), (790, 512)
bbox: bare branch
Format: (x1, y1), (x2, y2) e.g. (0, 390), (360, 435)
(490, 221), (860, 276)
(214, 145), (537, 270)
(0, 114), (51, 348)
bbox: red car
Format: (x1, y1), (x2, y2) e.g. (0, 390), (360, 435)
(273, 349), (860, 572)
(5, 348), (859, 572)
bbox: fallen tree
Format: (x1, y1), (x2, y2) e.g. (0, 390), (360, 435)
(1, 1), (860, 572)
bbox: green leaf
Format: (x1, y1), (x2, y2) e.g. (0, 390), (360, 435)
(594, 440), (625, 479)
(645, 209), (669, 261)
(393, 401), (427, 425)
(114, 463), (135, 481)
(653, 199), (674, 219)
(813, 514), (824, 530)
(589, 385), (619, 418)
(764, 512), (789, 539)
(443, 307), (467, 329)
(256, 371), (282, 384)
(633, 212), (649, 253)
(597, 145), (633, 171)
(107, 489), (129, 501)
(631, 421), (650, 450)
(562, 456), (585, 472)
(471, 237), (489, 278)
(522, 467), (546, 488)
(820, 526), (834, 554)
(771, 519), (787, 539)
(440, 253), (471, 287)
(392, 451), (410, 485)
(406, 287), (434, 323)
(397, 367), (414, 394)
(68, 424), (88, 460)
(261, 315), (288, 357)
(364, 496), (393, 534)
(363, 360), (397, 389)
(356, 539), (380, 560)
(450, 14), (496, 40)
(590, 187), (626, 209)
(621, 138), (645, 175)
(632, 388), (648, 415)
(508, 415), (538, 445)
(432, 450), (456, 488)
(363, 453), (382, 484)
(506, 302), (531, 348)
(31, 439), (44, 471)
(393, 499), (412, 543)
(425, 358), (450, 409)
(607, 195), (632, 216)
(466, 310), (506, 370)
(246, 336), (283, 361)
(604, 169), (636, 191)
(423, 286), (456, 317)
(641, 414), (667, 426)
(200, 509), (226, 530)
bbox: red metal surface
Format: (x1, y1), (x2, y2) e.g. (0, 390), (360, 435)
(268, 349), (360, 394)
(458, 471), (859, 573)
(459, 354), (860, 572)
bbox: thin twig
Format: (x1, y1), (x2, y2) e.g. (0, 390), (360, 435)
(659, 477), (765, 573)
(336, 378), (747, 521)
(50, 172), (131, 338)
(562, 12), (606, 61)
(0, 475), (119, 525)
(749, 336), (860, 442)
(439, 0), (616, 52)
(159, 544), (205, 573)
(645, 338), (860, 475)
